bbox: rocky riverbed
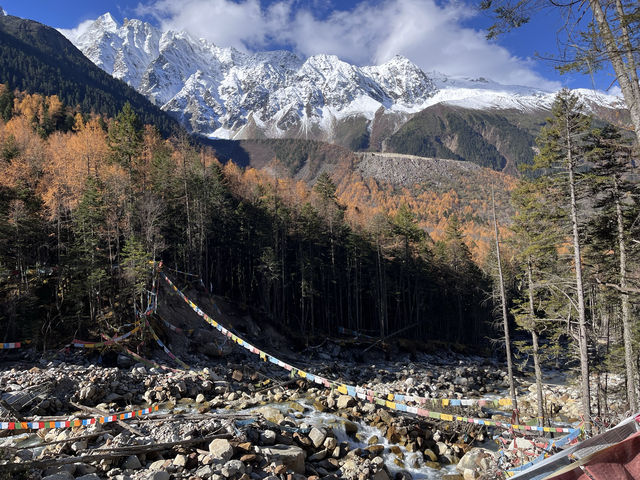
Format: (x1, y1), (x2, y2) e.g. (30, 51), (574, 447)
(0, 339), (609, 480)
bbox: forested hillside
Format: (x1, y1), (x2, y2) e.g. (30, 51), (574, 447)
(0, 91), (493, 350)
(384, 104), (542, 174)
(208, 139), (516, 263)
(0, 14), (181, 137)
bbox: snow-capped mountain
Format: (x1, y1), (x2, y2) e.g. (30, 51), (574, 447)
(66, 13), (625, 141)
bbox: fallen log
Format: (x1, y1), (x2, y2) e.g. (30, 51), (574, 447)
(15, 432), (106, 451)
(0, 398), (26, 422)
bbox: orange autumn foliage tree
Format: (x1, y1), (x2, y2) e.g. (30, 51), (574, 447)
(334, 166), (516, 264)
(0, 115), (46, 189)
(39, 116), (110, 221)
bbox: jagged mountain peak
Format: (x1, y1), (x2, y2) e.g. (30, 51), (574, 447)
(380, 54), (421, 68)
(68, 12), (624, 142)
(91, 12), (119, 34)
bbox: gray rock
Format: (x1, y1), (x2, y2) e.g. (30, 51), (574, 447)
(14, 449), (33, 461)
(44, 464), (75, 476)
(122, 455), (142, 470)
(260, 429), (277, 445)
(308, 449), (328, 461)
(42, 473), (75, 480)
(117, 354), (133, 368)
(148, 459), (167, 471)
(173, 454), (187, 467)
(453, 376), (469, 386)
(372, 470), (390, 480)
(75, 475), (101, 480)
(463, 469), (479, 480)
(71, 439), (88, 452)
(309, 427), (327, 448)
(209, 438), (234, 462)
(324, 436), (337, 451)
(75, 464), (98, 476)
(437, 442), (450, 456)
(362, 403), (376, 414)
(255, 445), (306, 474)
(105, 392), (122, 402)
(195, 465), (214, 477)
(222, 459), (246, 477)
(147, 472), (170, 480)
(337, 395), (356, 409)
(254, 406), (285, 424)
(456, 447), (496, 474)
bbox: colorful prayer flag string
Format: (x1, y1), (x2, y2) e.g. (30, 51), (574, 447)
(161, 272), (578, 434)
(71, 324), (141, 349)
(0, 405), (159, 430)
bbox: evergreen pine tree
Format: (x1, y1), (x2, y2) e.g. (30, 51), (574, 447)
(532, 88), (593, 421)
(585, 124), (639, 411)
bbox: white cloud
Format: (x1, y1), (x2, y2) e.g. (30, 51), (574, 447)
(136, 0), (293, 51)
(608, 85), (622, 97)
(57, 19), (94, 42)
(131, 0), (557, 89)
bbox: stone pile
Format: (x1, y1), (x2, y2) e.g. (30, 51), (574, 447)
(0, 338), (598, 480)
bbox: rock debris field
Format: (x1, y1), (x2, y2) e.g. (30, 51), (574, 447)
(0, 341), (595, 480)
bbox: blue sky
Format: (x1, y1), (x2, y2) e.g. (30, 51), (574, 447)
(1, 0), (619, 91)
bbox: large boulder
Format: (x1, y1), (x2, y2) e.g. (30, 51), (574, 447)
(222, 459), (246, 477)
(209, 438), (234, 462)
(456, 448), (496, 475)
(122, 455), (142, 470)
(255, 445), (307, 474)
(309, 427), (327, 448)
(337, 395), (356, 409)
(255, 406), (285, 424)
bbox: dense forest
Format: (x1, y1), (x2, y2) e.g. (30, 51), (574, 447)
(0, 88), (492, 351)
(501, 90), (640, 422)
(208, 138), (518, 264)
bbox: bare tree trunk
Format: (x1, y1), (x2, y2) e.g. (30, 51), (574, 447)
(492, 186), (518, 412)
(589, 0), (640, 145)
(614, 176), (637, 411)
(527, 259), (545, 426)
(181, 151), (192, 268)
(566, 123), (592, 422)
(377, 241), (387, 339)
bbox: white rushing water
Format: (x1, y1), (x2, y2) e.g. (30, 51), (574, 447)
(247, 398), (458, 480)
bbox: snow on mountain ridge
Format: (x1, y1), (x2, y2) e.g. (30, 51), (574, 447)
(68, 13), (624, 139)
